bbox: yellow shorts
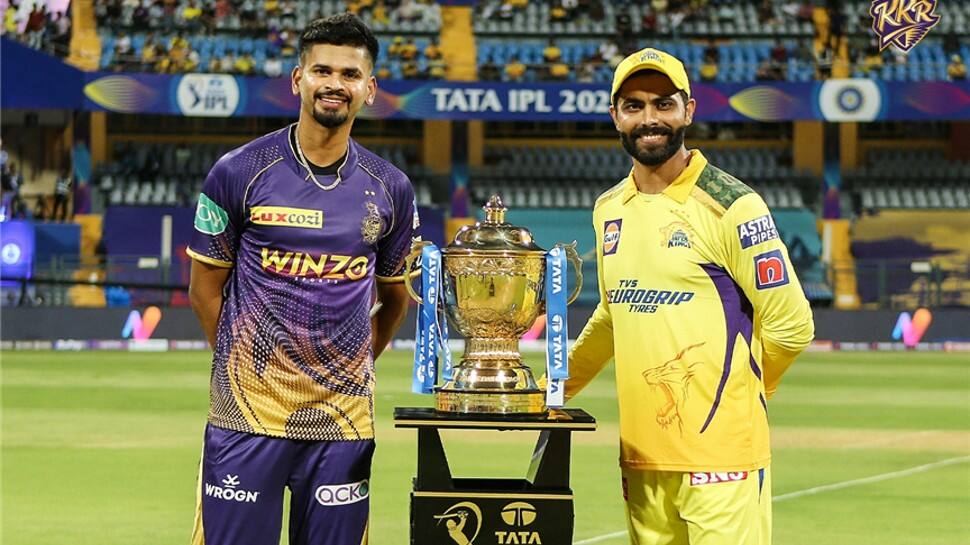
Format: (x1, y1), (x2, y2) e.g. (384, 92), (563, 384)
(621, 467), (771, 545)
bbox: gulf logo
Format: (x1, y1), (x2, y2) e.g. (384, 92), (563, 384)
(603, 219), (623, 255)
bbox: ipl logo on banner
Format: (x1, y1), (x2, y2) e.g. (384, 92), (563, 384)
(122, 306), (162, 340)
(870, 0), (940, 52)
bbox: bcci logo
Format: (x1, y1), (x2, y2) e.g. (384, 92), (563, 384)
(870, 0), (940, 52)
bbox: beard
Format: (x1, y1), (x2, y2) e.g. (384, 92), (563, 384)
(309, 91), (352, 128)
(619, 123), (687, 166)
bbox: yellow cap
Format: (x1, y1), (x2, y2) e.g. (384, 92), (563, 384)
(611, 47), (691, 104)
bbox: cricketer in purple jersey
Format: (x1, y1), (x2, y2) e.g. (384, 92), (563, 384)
(187, 124), (417, 441)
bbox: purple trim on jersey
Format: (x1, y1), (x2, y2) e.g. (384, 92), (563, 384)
(699, 264), (754, 434)
(199, 424), (374, 545)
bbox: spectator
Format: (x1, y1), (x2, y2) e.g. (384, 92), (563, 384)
(400, 38), (418, 61)
(402, 60), (420, 79)
(175, 143), (192, 172)
(755, 59), (775, 81)
(550, 2), (568, 22)
(428, 57), (447, 80)
(263, 53), (283, 77)
(640, 7), (657, 36)
(943, 31), (960, 57)
(373, 1), (390, 26)
(542, 38), (562, 64)
(3, 4), (19, 36)
(948, 55), (967, 81)
(234, 52), (256, 75)
(24, 4), (46, 49)
(375, 65), (391, 79)
(220, 49), (237, 74)
(862, 44), (883, 75)
(52, 169), (73, 222)
(816, 45), (833, 79)
(388, 36), (404, 58)
(479, 56), (501, 81)
(185, 49), (201, 72)
(548, 59), (570, 81)
(181, 0), (203, 30)
(504, 55), (526, 82)
(576, 60), (596, 83)
(424, 38), (442, 61)
(794, 39), (813, 64)
(704, 39), (719, 63)
(700, 58), (718, 81)
(598, 39), (618, 64)
(141, 34), (158, 71)
(771, 39), (788, 64)
(3, 163), (27, 219)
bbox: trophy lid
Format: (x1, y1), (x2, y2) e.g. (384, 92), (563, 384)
(449, 195), (545, 252)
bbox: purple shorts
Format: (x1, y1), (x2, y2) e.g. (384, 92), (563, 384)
(191, 424), (374, 545)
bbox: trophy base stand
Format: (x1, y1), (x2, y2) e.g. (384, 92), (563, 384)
(394, 407), (597, 545)
(435, 387), (547, 415)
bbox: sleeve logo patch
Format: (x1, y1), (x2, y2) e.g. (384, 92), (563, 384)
(250, 206), (323, 229)
(195, 193), (229, 235)
(737, 214), (779, 249)
(603, 219), (623, 255)
(754, 249), (790, 289)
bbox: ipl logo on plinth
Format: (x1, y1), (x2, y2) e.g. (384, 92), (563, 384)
(870, 0), (940, 52)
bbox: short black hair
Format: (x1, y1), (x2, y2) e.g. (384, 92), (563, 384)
(299, 13), (379, 66)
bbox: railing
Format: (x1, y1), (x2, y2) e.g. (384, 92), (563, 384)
(827, 258), (970, 309)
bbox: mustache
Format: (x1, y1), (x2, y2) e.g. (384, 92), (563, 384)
(629, 125), (673, 139)
(314, 91), (350, 101)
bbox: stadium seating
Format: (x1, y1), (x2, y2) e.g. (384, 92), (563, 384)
(92, 141), (438, 209)
(848, 149), (970, 210)
(470, 145), (811, 210)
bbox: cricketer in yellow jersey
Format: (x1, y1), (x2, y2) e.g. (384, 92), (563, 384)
(565, 48), (815, 545)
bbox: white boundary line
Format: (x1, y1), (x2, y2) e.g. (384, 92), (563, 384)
(573, 455), (970, 545)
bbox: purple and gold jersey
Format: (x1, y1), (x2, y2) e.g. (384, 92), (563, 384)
(187, 125), (417, 441)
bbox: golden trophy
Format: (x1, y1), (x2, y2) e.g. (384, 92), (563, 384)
(404, 195), (583, 414)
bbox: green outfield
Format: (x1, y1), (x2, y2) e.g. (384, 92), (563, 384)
(2, 350), (968, 544)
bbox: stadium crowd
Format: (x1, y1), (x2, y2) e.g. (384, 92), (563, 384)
(1, 1), (73, 57)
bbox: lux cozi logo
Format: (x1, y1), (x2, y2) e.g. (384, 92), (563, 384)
(122, 306), (162, 340)
(260, 248), (369, 280)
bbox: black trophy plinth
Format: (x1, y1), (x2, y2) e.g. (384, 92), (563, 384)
(394, 407), (597, 545)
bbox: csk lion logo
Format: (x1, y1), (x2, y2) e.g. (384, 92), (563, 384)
(643, 343), (706, 435)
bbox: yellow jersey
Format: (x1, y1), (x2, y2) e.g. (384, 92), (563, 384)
(568, 150), (814, 472)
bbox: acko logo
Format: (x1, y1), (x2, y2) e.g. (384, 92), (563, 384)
(250, 206), (323, 229)
(195, 193), (229, 235)
(603, 219), (622, 255)
(315, 479), (369, 506)
(754, 249), (789, 290)
(205, 474), (260, 503)
(176, 74), (240, 117)
(892, 308), (932, 347)
(122, 306), (162, 340)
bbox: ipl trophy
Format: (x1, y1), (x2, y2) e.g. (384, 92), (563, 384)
(394, 196), (597, 544)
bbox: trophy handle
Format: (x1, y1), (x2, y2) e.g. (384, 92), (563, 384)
(562, 241), (584, 305)
(400, 240), (431, 303)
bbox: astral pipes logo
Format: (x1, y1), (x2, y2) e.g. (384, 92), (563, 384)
(122, 306), (162, 340)
(892, 308), (932, 347)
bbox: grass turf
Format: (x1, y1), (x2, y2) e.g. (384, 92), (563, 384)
(2, 350), (968, 544)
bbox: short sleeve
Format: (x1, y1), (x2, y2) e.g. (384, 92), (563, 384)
(186, 159), (246, 268)
(375, 178), (418, 278)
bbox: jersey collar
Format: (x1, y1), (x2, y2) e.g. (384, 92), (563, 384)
(282, 123), (360, 183)
(620, 149), (708, 205)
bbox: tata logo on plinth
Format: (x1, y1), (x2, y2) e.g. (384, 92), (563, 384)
(497, 502), (542, 544)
